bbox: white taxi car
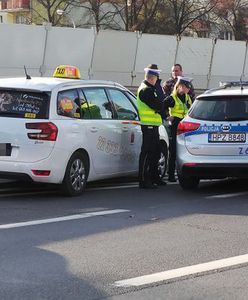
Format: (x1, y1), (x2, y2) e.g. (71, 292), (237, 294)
(0, 65), (168, 196)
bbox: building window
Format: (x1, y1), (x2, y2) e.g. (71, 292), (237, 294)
(16, 15), (28, 24)
(1, 1), (7, 10)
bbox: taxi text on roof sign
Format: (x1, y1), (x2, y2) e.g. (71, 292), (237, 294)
(53, 65), (81, 79)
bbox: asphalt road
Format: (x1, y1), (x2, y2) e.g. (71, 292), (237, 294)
(0, 178), (248, 300)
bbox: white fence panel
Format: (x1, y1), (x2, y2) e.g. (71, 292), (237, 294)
(0, 24), (248, 90)
(0, 24), (45, 77)
(43, 26), (95, 78)
(176, 37), (213, 90)
(209, 39), (246, 88)
(242, 44), (248, 81)
(134, 34), (177, 86)
(91, 30), (138, 85)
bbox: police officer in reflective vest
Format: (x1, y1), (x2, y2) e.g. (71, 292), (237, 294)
(137, 64), (167, 189)
(165, 76), (193, 182)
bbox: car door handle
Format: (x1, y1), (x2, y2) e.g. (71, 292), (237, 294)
(122, 126), (129, 132)
(90, 127), (98, 133)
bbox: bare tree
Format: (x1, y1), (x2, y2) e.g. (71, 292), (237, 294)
(110, 0), (163, 32)
(72, 0), (122, 31)
(165, 0), (218, 36)
(31, 0), (75, 26)
(212, 0), (248, 40)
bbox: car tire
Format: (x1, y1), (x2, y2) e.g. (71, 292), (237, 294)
(178, 174), (199, 190)
(158, 141), (168, 179)
(62, 151), (89, 196)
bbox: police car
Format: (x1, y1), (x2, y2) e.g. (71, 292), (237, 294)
(177, 81), (248, 189)
(0, 65), (169, 196)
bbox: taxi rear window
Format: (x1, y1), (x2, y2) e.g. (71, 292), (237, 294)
(0, 90), (50, 119)
(189, 96), (248, 121)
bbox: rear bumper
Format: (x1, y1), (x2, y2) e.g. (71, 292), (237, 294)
(0, 171), (32, 181)
(0, 147), (70, 184)
(179, 163), (248, 179)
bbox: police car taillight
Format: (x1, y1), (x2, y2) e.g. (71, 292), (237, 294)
(26, 122), (58, 141)
(177, 121), (200, 135)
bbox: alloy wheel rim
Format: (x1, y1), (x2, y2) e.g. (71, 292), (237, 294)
(158, 153), (166, 177)
(70, 158), (86, 191)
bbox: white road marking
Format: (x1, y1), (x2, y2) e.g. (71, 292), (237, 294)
(89, 184), (138, 191)
(206, 191), (248, 199)
(0, 179), (178, 196)
(114, 253), (248, 287)
(0, 189), (57, 198)
(89, 181), (178, 191)
(0, 209), (129, 229)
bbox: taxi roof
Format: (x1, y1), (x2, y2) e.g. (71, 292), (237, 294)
(0, 77), (126, 92)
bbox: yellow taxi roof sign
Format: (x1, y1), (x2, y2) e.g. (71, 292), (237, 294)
(53, 65), (81, 79)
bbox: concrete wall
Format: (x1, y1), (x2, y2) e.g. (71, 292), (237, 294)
(0, 23), (247, 90)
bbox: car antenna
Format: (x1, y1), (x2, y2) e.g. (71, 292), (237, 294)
(24, 65), (31, 80)
(240, 73), (244, 91)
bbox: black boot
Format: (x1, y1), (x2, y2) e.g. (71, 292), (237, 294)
(168, 174), (177, 182)
(139, 181), (158, 189)
(153, 179), (167, 186)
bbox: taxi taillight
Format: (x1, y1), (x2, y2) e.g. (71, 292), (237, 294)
(32, 170), (51, 176)
(177, 121), (200, 135)
(26, 122), (58, 141)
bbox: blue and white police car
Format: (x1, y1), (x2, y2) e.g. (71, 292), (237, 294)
(177, 81), (248, 189)
(0, 65), (168, 196)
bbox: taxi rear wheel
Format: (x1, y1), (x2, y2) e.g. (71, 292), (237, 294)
(178, 174), (199, 190)
(62, 151), (89, 196)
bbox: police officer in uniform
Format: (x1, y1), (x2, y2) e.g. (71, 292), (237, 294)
(165, 76), (193, 182)
(163, 64), (195, 102)
(137, 64), (167, 189)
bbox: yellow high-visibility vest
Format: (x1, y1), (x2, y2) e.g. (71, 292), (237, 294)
(169, 93), (192, 119)
(136, 82), (162, 126)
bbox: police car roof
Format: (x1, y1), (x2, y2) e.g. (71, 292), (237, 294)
(199, 86), (248, 98)
(0, 77), (126, 92)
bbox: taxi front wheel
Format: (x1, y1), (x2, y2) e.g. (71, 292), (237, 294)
(158, 141), (168, 179)
(62, 151), (89, 196)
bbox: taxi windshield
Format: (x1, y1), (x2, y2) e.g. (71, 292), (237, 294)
(189, 96), (248, 121)
(0, 90), (50, 119)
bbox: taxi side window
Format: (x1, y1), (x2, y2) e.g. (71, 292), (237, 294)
(57, 89), (81, 119)
(77, 89), (91, 119)
(107, 88), (138, 120)
(82, 88), (113, 119)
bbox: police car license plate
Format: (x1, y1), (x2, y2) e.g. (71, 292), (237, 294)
(208, 133), (246, 143)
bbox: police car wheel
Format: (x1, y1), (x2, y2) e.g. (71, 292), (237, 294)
(178, 174), (199, 190)
(62, 152), (89, 196)
(158, 141), (168, 179)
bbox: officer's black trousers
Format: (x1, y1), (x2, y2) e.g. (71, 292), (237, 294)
(139, 125), (160, 184)
(168, 117), (182, 177)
